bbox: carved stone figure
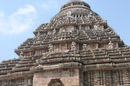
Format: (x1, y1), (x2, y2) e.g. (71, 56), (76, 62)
(107, 41), (114, 49)
(37, 31), (40, 40)
(88, 11), (93, 18)
(67, 11), (72, 16)
(82, 44), (89, 51)
(88, 11), (97, 21)
(42, 53), (48, 59)
(53, 29), (56, 35)
(79, 25), (82, 30)
(36, 59), (40, 64)
(20, 51), (24, 58)
(49, 44), (53, 52)
(100, 25), (104, 31)
(71, 42), (77, 51)
(94, 24), (100, 30)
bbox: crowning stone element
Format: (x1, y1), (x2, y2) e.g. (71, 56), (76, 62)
(0, 0), (130, 86)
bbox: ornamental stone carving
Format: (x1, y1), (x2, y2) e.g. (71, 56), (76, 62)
(49, 44), (53, 52)
(37, 31), (40, 40)
(94, 24), (100, 30)
(42, 53), (48, 59)
(88, 11), (97, 21)
(107, 41), (114, 49)
(82, 44), (89, 51)
(71, 42), (77, 51)
(79, 25), (82, 30)
(20, 51), (24, 58)
(67, 11), (72, 17)
(53, 29), (56, 35)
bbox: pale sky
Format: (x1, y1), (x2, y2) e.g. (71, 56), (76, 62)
(0, 0), (130, 62)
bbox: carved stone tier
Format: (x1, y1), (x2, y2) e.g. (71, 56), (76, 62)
(31, 62), (82, 73)
(0, 0), (130, 86)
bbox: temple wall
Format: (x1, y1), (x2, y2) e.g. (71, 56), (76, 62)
(33, 69), (80, 86)
(84, 69), (130, 86)
(0, 77), (33, 86)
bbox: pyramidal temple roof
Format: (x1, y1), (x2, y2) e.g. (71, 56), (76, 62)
(0, 0), (129, 80)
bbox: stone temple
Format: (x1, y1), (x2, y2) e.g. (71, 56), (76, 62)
(0, 0), (130, 86)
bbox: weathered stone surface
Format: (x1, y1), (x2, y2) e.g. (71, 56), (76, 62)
(84, 69), (130, 86)
(0, 0), (130, 86)
(33, 69), (80, 86)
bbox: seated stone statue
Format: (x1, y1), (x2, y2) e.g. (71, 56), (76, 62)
(107, 41), (114, 49)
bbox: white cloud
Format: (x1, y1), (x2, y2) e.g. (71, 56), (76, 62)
(41, 0), (58, 9)
(0, 5), (37, 35)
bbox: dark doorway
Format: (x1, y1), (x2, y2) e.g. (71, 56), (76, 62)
(48, 79), (64, 86)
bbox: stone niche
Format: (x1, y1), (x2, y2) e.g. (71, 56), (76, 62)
(66, 26), (74, 32)
(53, 43), (71, 52)
(33, 69), (80, 86)
(60, 26), (74, 33)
